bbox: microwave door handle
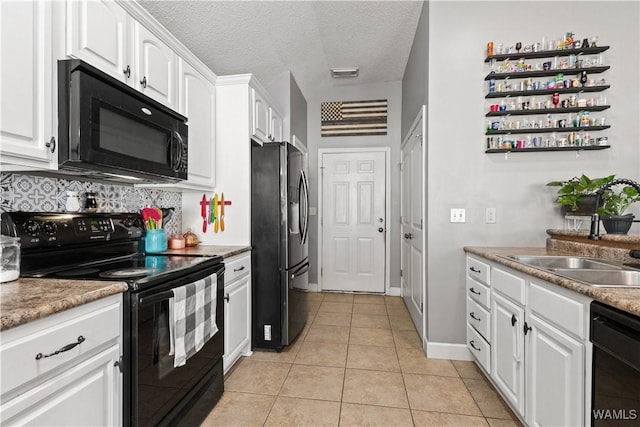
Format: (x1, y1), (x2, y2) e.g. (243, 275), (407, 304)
(172, 131), (183, 172)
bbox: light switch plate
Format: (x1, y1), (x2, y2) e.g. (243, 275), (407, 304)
(486, 207), (497, 224)
(450, 208), (466, 223)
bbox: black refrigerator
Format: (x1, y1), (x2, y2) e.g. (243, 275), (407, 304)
(251, 141), (309, 350)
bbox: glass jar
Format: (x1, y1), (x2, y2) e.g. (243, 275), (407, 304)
(0, 235), (20, 283)
(145, 229), (167, 253)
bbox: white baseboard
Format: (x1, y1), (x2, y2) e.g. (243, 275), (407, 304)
(388, 287), (401, 297)
(423, 339), (473, 361)
(308, 282), (320, 292)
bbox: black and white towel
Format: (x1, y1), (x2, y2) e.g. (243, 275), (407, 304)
(169, 273), (218, 367)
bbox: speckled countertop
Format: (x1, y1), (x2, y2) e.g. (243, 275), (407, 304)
(162, 245), (251, 259)
(464, 246), (640, 317)
(0, 279), (128, 331)
(0, 246), (250, 333)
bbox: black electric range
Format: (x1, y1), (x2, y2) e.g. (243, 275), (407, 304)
(1, 211), (225, 427)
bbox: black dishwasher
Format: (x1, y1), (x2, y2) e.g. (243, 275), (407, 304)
(590, 301), (640, 425)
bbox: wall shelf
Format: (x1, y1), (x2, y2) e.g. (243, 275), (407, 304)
(486, 145), (611, 154)
(484, 66), (609, 81)
(486, 85), (609, 98)
(486, 105), (610, 117)
(486, 125), (610, 136)
(484, 46), (610, 63)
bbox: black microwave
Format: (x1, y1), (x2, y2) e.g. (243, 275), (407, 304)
(58, 59), (188, 183)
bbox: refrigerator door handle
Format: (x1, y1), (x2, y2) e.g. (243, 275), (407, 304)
(299, 170), (310, 245)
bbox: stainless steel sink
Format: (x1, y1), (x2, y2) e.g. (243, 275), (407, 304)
(507, 255), (622, 270)
(550, 269), (640, 288)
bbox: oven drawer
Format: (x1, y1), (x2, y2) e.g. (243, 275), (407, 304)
(0, 296), (121, 396)
(225, 252), (251, 284)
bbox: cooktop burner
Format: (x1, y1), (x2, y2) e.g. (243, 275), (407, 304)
(99, 268), (156, 279)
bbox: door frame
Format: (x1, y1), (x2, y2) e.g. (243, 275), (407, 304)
(317, 147), (391, 294)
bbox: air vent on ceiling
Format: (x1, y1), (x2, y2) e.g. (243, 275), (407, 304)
(331, 67), (359, 78)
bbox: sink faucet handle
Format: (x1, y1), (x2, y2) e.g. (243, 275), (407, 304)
(630, 250), (640, 259)
(588, 213), (601, 240)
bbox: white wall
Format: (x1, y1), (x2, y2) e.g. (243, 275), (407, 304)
(307, 81), (403, 288)
(425, 1), (640, 345)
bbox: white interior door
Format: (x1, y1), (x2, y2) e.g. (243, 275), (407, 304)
(321, 151), (386, 293)
(401, 110), (425, 338)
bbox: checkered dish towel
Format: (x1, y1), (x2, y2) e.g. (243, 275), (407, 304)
(169, 273), (218, 368)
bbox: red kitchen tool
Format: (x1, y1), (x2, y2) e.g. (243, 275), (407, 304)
(219, 193), (225, 232)
(200, 194), (208, 232)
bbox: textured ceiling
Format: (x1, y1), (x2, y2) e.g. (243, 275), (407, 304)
(138, 0), (423, 99)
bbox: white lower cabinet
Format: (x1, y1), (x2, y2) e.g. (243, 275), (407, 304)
(466, 255), (592, 427)
(223, 252), (252, 373)
(0, 294), (123, 426)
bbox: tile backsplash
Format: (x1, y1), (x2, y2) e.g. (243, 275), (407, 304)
(0, 173), (182, 235)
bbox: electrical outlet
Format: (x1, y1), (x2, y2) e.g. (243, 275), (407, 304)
(264, 324), (272, 341)
(486, 207), (497, 224)
(450, 208), (466, 223)
(309, 207), (317, 215)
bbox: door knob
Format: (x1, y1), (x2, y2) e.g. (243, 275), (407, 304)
(378, 227), (384, 233)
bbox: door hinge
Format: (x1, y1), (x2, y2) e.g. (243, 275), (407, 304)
(320, 267), (323, 276)
(400, 269), (403, 277)
(399, 162), (404, 171)
(421, 302), (424, 311)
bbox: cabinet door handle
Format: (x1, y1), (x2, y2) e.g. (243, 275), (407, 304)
(524, 322), (532, 335)
(469, 267), (481, 273)
(469, 340), (481, 352)
(469, 287), (481, 295)
(469, 312), (481, 321)
(224, 294), (230, 302)
(35, 336), (85, 360)
(233, 266), (245, 272)
(511, 314), (517, 327)
(45, 136), (56, 153)
(140, 76), (147, 88)
(123, 65), (131, 78)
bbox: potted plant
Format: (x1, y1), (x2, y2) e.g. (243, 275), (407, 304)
(598, 184), (640, 234)
(546, 174), (615, 215)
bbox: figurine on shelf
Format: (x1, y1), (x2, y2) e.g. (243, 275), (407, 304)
(590, 36), (598, 47)
(581, 38), (589, 49)
(565, 32), (574, 48)
(580, 71), (588, 87)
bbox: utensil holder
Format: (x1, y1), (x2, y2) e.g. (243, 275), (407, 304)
(145, 229), (167, 253)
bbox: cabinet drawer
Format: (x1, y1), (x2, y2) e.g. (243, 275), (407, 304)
(492, 267), (526, 305)
(1, 298), (120, 396)
(528, 280), (588, 339)
(467, 323), (490, 374)
(467, 297), (490, 342)
(224, 252), (251, 284)
(467, 256), (490, 285)
(467, 277), (490, 309)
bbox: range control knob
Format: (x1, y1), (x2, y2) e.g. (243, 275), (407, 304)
(122, 217), (135, 228)
(42, 221), (57, 234)
(23, 220), (40, 235)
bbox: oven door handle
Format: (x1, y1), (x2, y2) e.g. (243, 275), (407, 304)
(140, 290), (175, 307)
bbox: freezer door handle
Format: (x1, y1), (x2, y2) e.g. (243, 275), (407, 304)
(299, 170), (309, 245)
(289, 261), (310, 279)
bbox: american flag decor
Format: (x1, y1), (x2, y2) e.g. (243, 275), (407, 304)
(321, 99), (388, 137)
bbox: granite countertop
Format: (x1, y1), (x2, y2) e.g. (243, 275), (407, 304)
(464, 246), (640, 317)
(0, 246), (250, 332)
(162, 245), (251, 259)
(0, 278), (128, 331)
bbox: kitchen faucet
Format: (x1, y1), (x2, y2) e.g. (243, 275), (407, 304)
(588, 178), (640, 240)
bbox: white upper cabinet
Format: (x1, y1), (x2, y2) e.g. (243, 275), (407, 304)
(0, 0), (57, 170)
(269, 107), (283, 142)
(133, 22), (177, 109)
(178, 58), (216, 189)
(66, 0), (128, 83)
(251, 88), (270, 143)
(251, 87), (283, 144)
(66, 0), (177, 110)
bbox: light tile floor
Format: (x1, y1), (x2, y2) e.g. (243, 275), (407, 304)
(202, 293), (523, 426)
